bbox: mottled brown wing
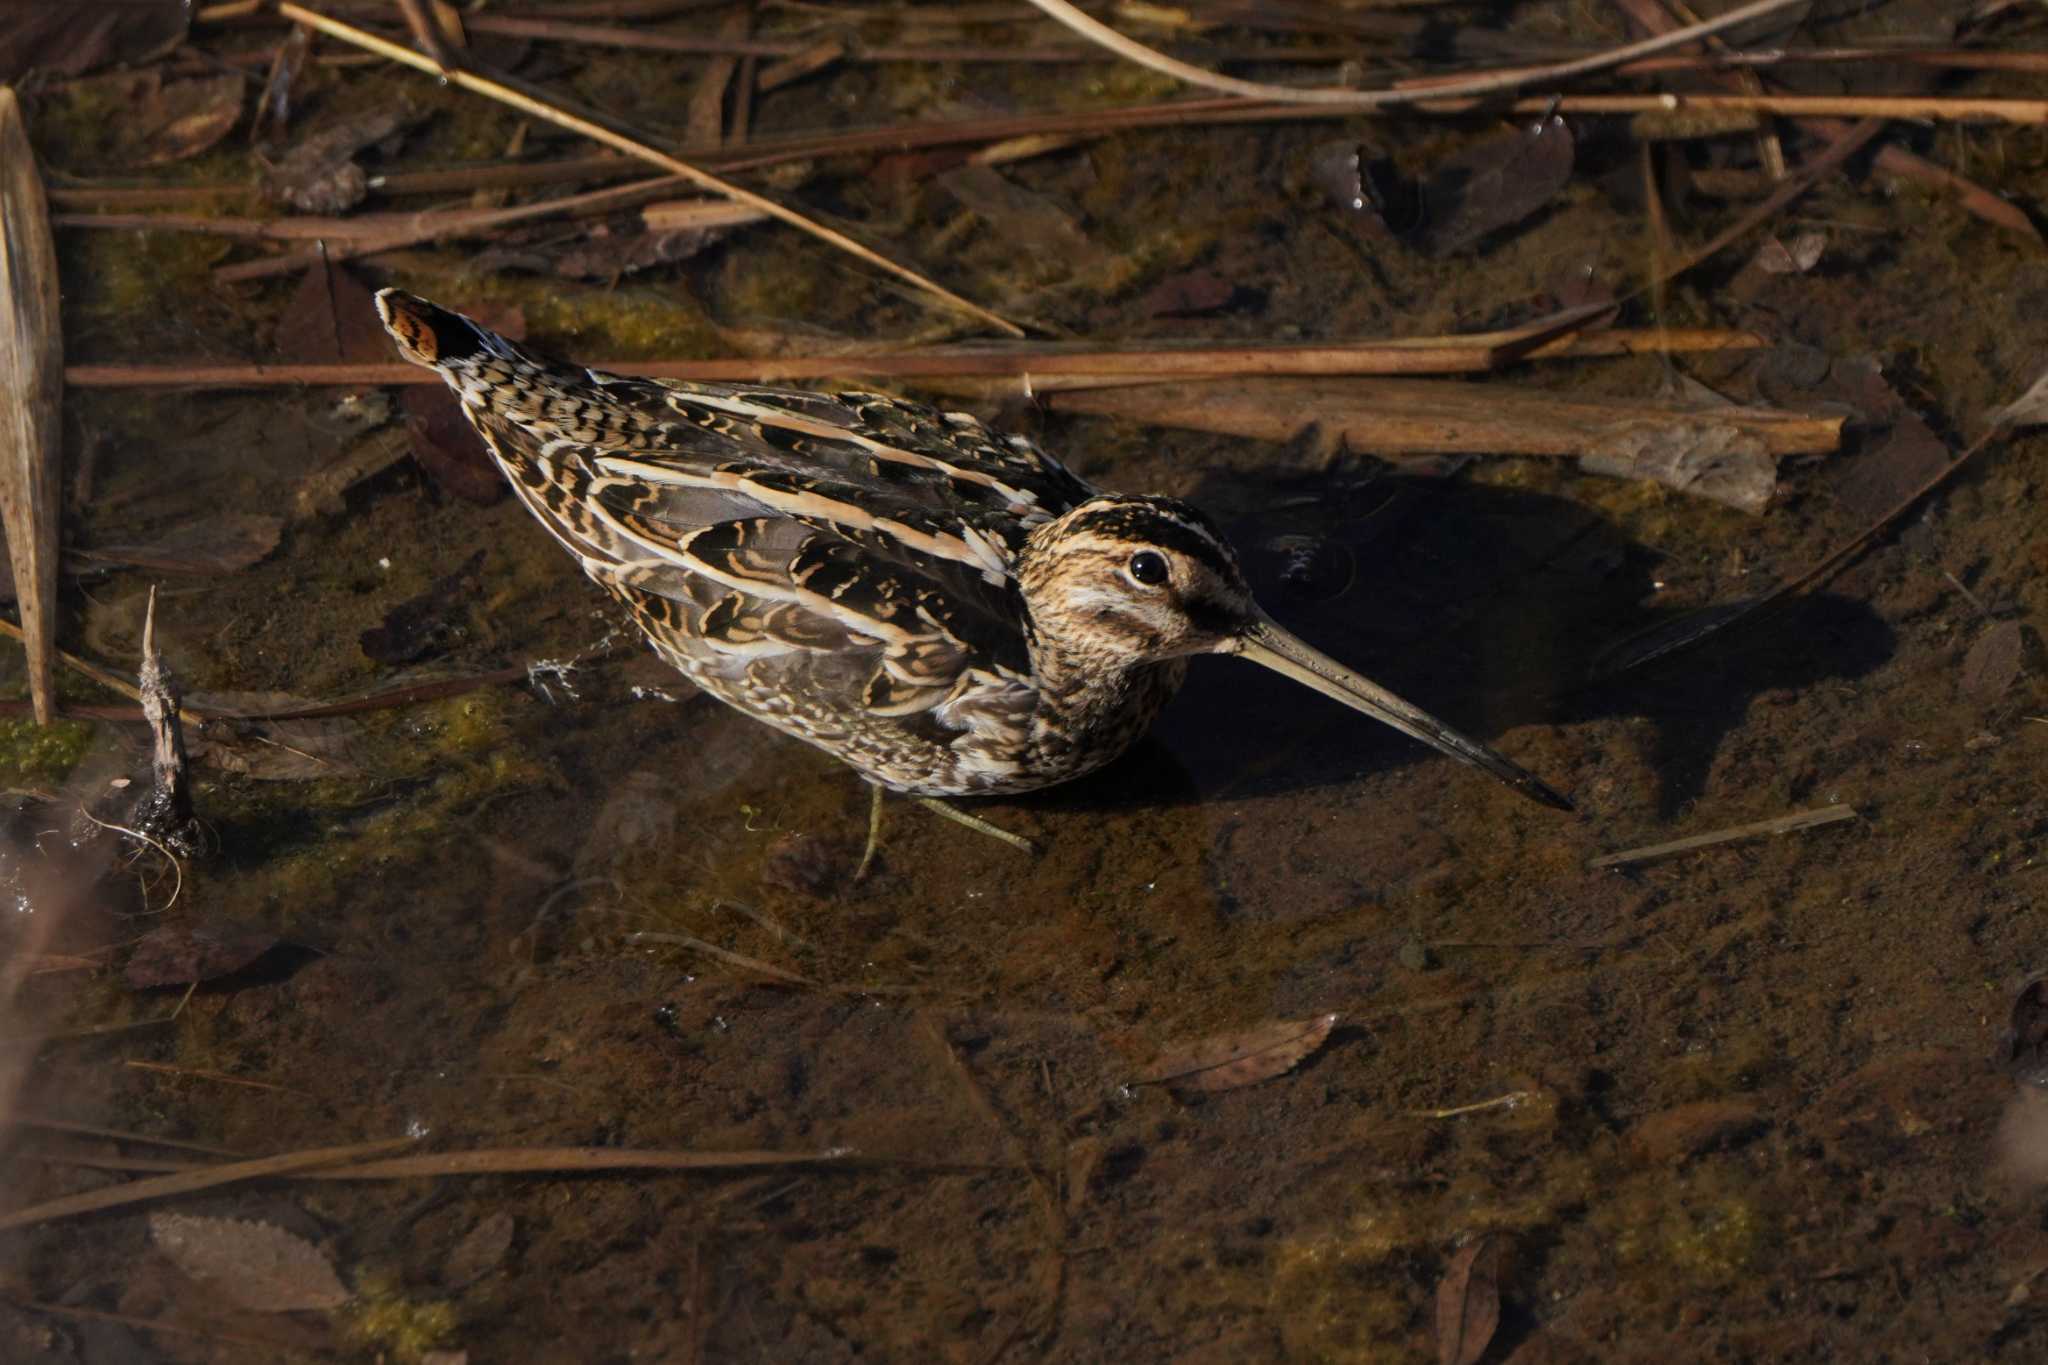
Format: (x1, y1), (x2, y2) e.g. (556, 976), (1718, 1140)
(377, 288), (1046, 739)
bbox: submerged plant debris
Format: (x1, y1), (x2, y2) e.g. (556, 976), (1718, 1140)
(5, 0), (2048, 1359)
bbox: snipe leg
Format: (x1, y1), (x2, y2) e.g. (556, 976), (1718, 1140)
(914, 797), (1038, 855)
(853, 785), (1038, 882)
(855, 783), (886, 883)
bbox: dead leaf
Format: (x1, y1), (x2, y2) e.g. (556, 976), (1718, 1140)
(360, 550), (483, 665)
(2000, 975), (2048, 1090)
(1961, 621), (2030, 702)
(251, 23), (314, 148)
(1831, 410), (1952, 526)
(263, 108), (412, 214)
(940, 163), (1110, 272)
(1625, 1100), (1766, 1164)
(150, 1212), (350, 1312)
(80, 513), (283, 575)
(186, 692), (366, 782)
(58, 72), (244, 168)
(574, 771), (679, 875)
(760, 831), (850, 898)
(1308, 139), (1415, 239)
(1989, 364), (2048, 434)
(275, 260), (389, 364)
(442, 1212), (514, 1289)
(1753, 230), (1825, 274)
(391, 300), (520, 505)
(552, 221), (731, 282)
(1546, 261), (1617, 327)
(1419, 115), (1574, 256)
(1, 1), (188, 83)
(1580, 422), (1777, 514)
(1435, 1234), (1503, 1365)
(189, 717), (363, 782)
(1138, 269), (1253, 320)
(402, 396), (506, 505)
(1136, 1013), (1337, 1093)
(125, 915), (282, 989)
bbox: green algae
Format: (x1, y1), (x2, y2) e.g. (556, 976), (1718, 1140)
(0, 716), (94, 783)
(343, 1274), (459, 1363)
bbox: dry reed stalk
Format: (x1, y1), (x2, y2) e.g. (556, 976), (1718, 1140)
(0, 88), (63, 725)
(0, 1136), (416, 1229)
(275, 2), (1022, 336)
(63, 327), (1766, 391)
(1044, 377), (1842, 458)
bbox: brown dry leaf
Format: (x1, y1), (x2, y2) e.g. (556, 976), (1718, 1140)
(575, 771), (680, 874)
(1137, 1013), (1337, 1093)
(264, 108), (412, 214)
(1580, 422), (1777, 514)
(1435, 1234), (1503, 1365)
(252, 23), (314, 148)
(1832, 414), (1952, 526)
(402, 395), (506, 505)
(60, 71), (244, 168)
(1138, 269), (1248, 320)
(189, 718), (363, 782)
(1419, 115), (1574, 256)
(1961, 621), (2030, 702)
(125, 915), (282, 989)
(552, 222), (731, 282)
(941, 163), (1111, 273)
(360, 549), (484, 666)
(1753, 231), (1825, 274)
(1989, 364), (2048, 434)
(149, 1212), (350, 1312)
(1308, 139), (1413, 240)
(275, 260), (389, 364)
(80, 513), (283, 576)
(393, 299), (521, 505)
(186, 691), (366, 782)
(443, 1212), (514, 1289)
(0, 1), (187, 83)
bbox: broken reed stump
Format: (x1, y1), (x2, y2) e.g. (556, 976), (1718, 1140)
(0, 87), (63, 725)
(130, 590), (201, 859)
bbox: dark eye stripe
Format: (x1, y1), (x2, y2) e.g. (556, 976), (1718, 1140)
(1067, 502), (1236, 581)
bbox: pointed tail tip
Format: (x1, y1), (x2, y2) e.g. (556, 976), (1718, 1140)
(374, 288), (485, 368)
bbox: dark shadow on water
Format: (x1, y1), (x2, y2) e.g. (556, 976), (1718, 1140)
(1022, 467), (1894, 822)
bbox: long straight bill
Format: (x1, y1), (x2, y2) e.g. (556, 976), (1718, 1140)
(1231, 614), (1574, 811)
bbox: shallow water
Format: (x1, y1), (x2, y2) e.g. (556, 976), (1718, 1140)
(6, 6), (2048, 1362)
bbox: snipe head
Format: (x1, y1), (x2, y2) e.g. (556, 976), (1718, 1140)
(1017, 494), (1573, 811)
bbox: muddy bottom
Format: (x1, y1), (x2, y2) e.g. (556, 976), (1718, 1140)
(6, 4), (2048, 1362)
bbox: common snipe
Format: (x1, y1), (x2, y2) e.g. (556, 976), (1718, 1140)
(376, 291), (1571, 846)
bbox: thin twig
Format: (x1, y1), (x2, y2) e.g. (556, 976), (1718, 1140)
(126, 1059), (312, 1097)
(275, 3), (1021, 336)
(1019, 0), (1814, 108)
(1407, 1090), (1539, 1119)
(10, 1115), (241, 1156)
(3, 1296), (323, 1355)
(0, 1135), (415, 1230)
(212, 173), (692, 283)
(1588, 805), (1858, 869)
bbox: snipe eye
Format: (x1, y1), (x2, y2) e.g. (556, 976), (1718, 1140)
(1127, 550), (1169, 586)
